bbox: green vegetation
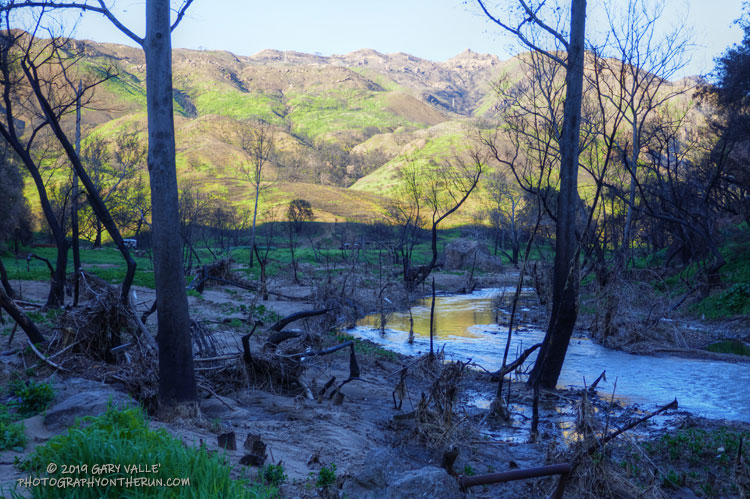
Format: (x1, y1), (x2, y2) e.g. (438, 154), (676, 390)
(193, 90), (285, 124)
(8, 378), (55, 418)
(259, 464), (287, 488)
(0, 406), (26, 452)
(314, 463), (337, 488)
(0, 377), (55, 452)
(286, 89), (417, 140)
(1, 245), (156, 288)
(706, 340), (750, 356)
(11, 404), (276, 498)
(638, 426), (750, 497)
(332, 332), (397, 360)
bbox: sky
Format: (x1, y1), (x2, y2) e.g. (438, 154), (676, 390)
(48, 0), (747, 79)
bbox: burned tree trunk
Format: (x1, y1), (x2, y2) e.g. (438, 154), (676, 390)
(0, 285), (45, 344)
(528, 0), (587, 390)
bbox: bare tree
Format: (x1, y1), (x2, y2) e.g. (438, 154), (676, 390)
(1, 0), (199, 419)
(477, 0), (587, 389)
(286, 199), (313, 285)
(484, 170), (525, 264)
(234, 119), (275, 268)
(393, 149), (483, 289)
(79, 126), (145, 247)
(594, 0), (693, 263)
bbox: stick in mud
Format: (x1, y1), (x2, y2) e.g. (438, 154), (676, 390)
(429, 276), (436, 360)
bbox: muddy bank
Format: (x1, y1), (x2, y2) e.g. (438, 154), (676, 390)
(1, 271), (748, 498)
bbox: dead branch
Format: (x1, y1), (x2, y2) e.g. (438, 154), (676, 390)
(265, 330), (301, 346)
(490, 343), (541, 381)
(268, 308), (332, 332)
(27, 339), (68, 372)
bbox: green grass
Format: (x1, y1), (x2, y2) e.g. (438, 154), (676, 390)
(332, 332), (397, 360)
(286, 89), (417, 140)
(1, 245), (156, 289)
(193, 90), (286, 124)
(0, 406), (26, 452)
(0, 377), (55, 452)
(9, 404), (276, 498)
(351, 131), (468, 194)
(706, 340), (750, 356)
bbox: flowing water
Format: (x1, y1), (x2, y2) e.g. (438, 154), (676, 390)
(348, 288), (750, 422)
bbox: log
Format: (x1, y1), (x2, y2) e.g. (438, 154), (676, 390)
(268, 308), (332, 332)
(205, 275), (305, 300)
(265, 330), (301, 346)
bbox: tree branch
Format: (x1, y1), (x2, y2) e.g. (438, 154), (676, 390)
(476, 0), (568, 67)
(170, 0), (194, 32)
(2, 1), (143, 45)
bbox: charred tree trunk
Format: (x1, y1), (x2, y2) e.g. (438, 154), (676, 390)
(0, 285), (45, 344)
(23, 61), (137, 304)
(92, 220), (103, 249)
(528, 0), (586, 390)
(72, 81), (82, 307)
(145, 0), (198, 419)
(0, 258), (14, 299)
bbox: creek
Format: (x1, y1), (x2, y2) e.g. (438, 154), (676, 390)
(347, 288), (750, 423)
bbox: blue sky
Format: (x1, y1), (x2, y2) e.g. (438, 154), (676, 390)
(55, 0), (746, 78)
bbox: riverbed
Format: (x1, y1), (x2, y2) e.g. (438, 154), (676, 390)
(348, 288), (750, 422)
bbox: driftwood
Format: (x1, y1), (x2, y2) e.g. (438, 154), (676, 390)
(268, 308), (332, 332)
(489, 343), (541, 382)
(265, 330), (301, 346)
(27, 339), (68, 372)
(206, 276), (304, 301)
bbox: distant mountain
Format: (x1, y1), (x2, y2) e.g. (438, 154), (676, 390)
(19, 37), (699, 225)
(51, 39), (515, 222)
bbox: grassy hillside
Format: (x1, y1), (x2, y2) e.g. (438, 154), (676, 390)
(13, 37), (708, 234)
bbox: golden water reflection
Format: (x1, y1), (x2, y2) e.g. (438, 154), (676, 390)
(357, 292), (500, 340)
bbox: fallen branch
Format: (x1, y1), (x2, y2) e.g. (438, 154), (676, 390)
(197, 382), (235, 411)
(206, 276), (305, 300)
(27, 339), (68, 372)
(594, 398), (678, 450)
(268, 308), (332, 332)
(490, 343), (541, 381)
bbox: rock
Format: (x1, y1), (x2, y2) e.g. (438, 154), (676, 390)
(386, 466), (462, 499)
(341, 448), (400, 498)
(44, 389), (135, 432)
(443, 238), (503, 272)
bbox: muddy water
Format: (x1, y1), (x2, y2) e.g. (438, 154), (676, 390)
(348, 288), (750, 422)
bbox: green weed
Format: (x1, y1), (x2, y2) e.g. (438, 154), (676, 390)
(315, 463), (336, 488)
(7, 378), (55, 418)
(11, 404), (275, 498)
(259, 463), (287, 488)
